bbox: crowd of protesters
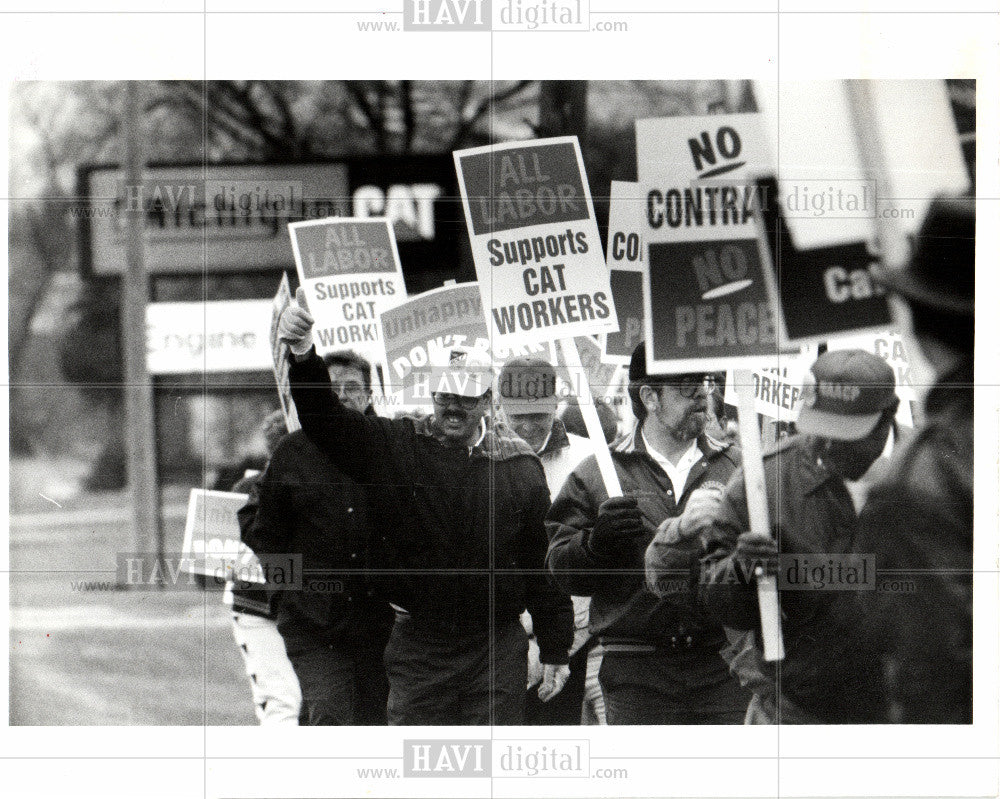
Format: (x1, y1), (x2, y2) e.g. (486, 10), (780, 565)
(228, 196), (973, 726)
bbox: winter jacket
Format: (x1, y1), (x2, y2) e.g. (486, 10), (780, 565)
(546, 423), (740, 651)
(288, 349), (574, 665)
(689, 434), (880, 722)
(238, 429), (392, 647)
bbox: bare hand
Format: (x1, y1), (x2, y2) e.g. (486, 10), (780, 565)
(526, 638), (543, 690)
(537, 663), (570, 702)
(278, 287), (315, 351)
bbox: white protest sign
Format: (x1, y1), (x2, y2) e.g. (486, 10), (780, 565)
(269, 272), (301, 433)
(145, 300), (273, 374)
(606, 181), (645, 272)
(288, 217), (406, 364)
(636, 113), (787, 373)
(180, 489), (260, 583)
(453, 136), (618, 346)
(724, 347), (816, 421)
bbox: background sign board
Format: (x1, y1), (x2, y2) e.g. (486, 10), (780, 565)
(180, 489), (261, 582)
(80, 158), (462, 286)
(270, 273), (301, 432)
(145, 299), (273, 374)
(603, 269), (644, 364)
(289, 217), (406, 365)
(605, 181), (645, 271)
(636, 113), (787, 373)
(454, 136), (618, 346)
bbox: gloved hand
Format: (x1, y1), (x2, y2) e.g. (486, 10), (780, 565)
(676, 482), (726, 539)
(587, 496), (644, 560)
(278, 287), (315, 356)
(733, 532), (779, 578)
(537, 663), (571, 703)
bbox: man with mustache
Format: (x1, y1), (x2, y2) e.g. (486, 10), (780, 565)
(649, 349), (900, 723)
(546, 343), (749, 724)
(278, 291), (573, 725)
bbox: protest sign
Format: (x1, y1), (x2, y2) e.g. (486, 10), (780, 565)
(603, 269), (644, 364)
(602, 181), (646, 364)
(379, 282), (555, 404)
(553, 334), (621, 405)
(288, 217), (406, 364)
(180, 489), (260, 583)
(635, 114), (786, 373)
(270, 272), (301, 432)
(724, 347), (816, 421)
(754, 176), (893, 343)
(145, 300), (272, 374)
(453, 136), (617, 346)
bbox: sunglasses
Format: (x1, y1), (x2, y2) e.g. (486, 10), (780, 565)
(432, 391), (487, 410)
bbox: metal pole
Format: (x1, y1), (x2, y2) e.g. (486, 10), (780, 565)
(121, 81), (163, 587)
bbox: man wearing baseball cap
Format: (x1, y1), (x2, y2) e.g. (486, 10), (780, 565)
(652, 348), (900, 723)
(498, 355), (602, 725)
(278, 291), (573, 725)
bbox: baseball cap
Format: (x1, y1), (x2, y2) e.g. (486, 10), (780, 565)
(429, 346), (495, 398)
(498, 356), (559, 414)
(795, 349), (898, 441)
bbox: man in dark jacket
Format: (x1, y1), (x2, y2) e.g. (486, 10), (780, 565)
(240, 351), (394, 725)
(653, 349), (900, 723)
(546, 343), (749, 724)
(278, 293), (573, 725)
(827, 196), (974, 723)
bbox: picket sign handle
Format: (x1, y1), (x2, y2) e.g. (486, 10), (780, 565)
(559, 337), (623, 498)
(733, 368), (785, 662)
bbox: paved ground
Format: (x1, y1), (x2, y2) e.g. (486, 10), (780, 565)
(8, 463), (258, 726)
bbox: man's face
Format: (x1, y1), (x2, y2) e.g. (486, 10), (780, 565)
(642, 375), (712, 442)
(821, 411), (893, 481)
(431, 390), (492, 445)
(506, 409), (556, 453)
(327, 364), (370, 414)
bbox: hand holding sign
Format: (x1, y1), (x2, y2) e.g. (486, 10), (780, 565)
(278, 287), (315, 356)
(677, 482), (726, 539)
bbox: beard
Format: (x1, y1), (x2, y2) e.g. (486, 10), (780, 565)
(669, 406), (707, 441)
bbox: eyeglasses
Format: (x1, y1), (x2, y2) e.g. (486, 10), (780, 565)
(669, 374), (717, 399)
(432, 391), (486, 410)
(332, 383), (368, 400)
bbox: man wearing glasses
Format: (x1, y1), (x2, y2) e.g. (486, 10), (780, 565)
(546, 342), (750, 724)
(278, 292), (573, 725)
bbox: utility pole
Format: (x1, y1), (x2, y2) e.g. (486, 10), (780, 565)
(121, 81), (163, 587)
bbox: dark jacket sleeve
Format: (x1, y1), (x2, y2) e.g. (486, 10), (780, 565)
(698, 466), (761, 631)
(287, 348), (394, 483)
(519, 462), (573, 665)
(238, 451), (289, 559)
(545, 456), (621, 597)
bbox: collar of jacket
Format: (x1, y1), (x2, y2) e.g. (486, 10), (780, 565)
(537, 417), (571, 458)
(767, 434), (841, 495)
(413, 414), (539, 462)
(613, 421), (732, 464)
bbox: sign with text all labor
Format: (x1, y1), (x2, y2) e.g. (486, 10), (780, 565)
(269, 272), (301, 433)
(380, 282), (553, 404)
(636, 114), (786, 373)
(454, 137), (618, 346)
(145, 300), (273, 374)
(603, 269), (644, 364)
(289, 217), (406, 364)
(180, 489), (261, 583)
